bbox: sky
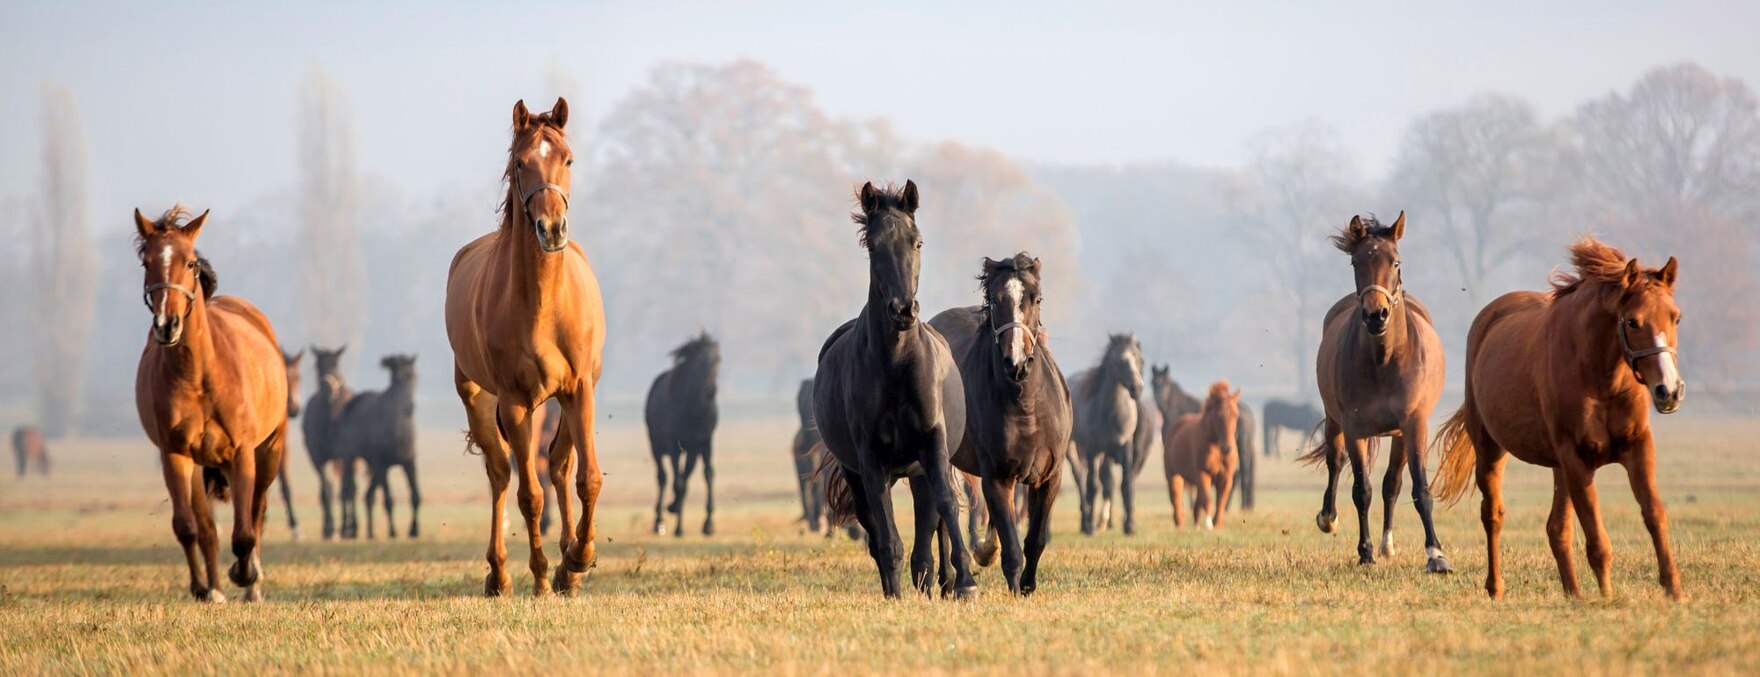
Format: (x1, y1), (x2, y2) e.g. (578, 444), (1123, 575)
(3, 0), (1758, 230)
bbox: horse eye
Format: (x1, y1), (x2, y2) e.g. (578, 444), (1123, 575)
(1675, 314), (1683, 325)
(566, 158), (574, 167)
(1626, 318), (1639, 328)
(1394, 260), (1401, 267)
(915, 241), (923, 250)
(186, 261), (197, 269)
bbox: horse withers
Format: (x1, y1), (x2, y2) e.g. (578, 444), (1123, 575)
(930, 253), (1072, 595)
(132, 206), (288, 602)
(1306, 212), (1452, 573)
(1434, 237), (1686, 600)
(445, 98), (606, 597)
(646, 333), (721, 537)
(815, 180), (976, 599)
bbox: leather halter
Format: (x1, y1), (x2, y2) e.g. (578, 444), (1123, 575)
(991, 319), (1041, 349)
(1356, 272), (1404, 309)
(142, 281), (198, 317)
(1618, 318), (1677, 381)
(514, 170), (569, 215)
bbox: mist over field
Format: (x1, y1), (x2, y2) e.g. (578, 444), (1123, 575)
(2, 2), (1757, 434)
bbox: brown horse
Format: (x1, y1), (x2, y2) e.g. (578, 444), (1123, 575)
(12, 426), (48, 477)
(445, 98), (606, 597)
(133, 206), (288, 602)
(1162, 382), (1241, 529)
(1307, 212), (1452, 573)
(1434, 237), (1685, 600)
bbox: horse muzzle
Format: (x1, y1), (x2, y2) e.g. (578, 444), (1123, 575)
(534, 217), (570, 253)
(152, 315), (184, 346)
(1652, 380), (1685, 414)
(1362, 308), (1391, 336)
(888, 300), (919, 330)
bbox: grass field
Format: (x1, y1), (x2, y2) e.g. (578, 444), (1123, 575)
(2, 414), (1757, 674)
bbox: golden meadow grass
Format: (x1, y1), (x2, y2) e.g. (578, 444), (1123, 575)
(2, 416), (1756, 674)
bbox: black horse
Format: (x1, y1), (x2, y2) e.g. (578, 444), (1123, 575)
(336, 354), (422, 539)
(1152, 365), (1259, 511)
(302, 345), (351, 540)
(1262, 398), (1324, 457)
(646, 332), (721, 537)
(1067, 334), (1155, 535)
(930, 253), (1072, 595)
(816, 180), (975, 599)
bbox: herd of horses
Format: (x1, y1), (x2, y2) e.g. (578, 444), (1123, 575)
(115, 96), (1687, 604)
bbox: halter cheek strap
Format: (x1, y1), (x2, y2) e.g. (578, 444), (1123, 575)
(1617, 318), (1677, 381)
(1357, 283), (1403, 308)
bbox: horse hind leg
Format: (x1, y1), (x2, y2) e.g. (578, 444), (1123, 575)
(404, 461), (423, 539)
(277, 453), (300, 542)
(1315, 419), (1344, 534)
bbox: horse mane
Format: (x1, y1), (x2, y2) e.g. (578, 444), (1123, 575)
(1549, 236), (1631, 299)
(1202, 381), (1234, 412)
(975, 253), (1038, 293)
(1329, 214), (1395, 254)
(851, 183), (913, 248)
(132, 204), (217, 298)
(497, 115), (567, 231)
(670, 331), (718, 366)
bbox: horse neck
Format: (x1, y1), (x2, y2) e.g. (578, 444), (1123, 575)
(496, 198), (566, 300)
(1554, 288), (1641, 395)
(859, 285), (909, 361)
(152, 296), (218, 385)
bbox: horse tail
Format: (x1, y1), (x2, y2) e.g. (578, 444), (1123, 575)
(1431, 405), (1477, 506)
(203, 466), (231, 503)
(1296, 421), (1332, 467)
(813, 442), (858, 527)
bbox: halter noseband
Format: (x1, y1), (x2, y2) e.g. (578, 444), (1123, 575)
(991, 318), (1041, 349)
(1357, 277), (1404, 309)
(514, 170), (570, 215)
(142, 282), (198, 317)
(1617, 318), (1676, 382)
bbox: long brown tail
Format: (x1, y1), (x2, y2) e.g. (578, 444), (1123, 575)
(203, 466), (231, 503)
(1431, 406), (1477, 505)
(812, 442), (858, 527)
(1296, 421), (1332, 467)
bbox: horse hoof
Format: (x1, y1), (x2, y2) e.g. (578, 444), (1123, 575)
(409, 525), (421, 539)
(1316, 512), (1337, 534)
(672, 526), (685, 539)
(1018, 583), (1036, 597)
(289, 527), (303, 543)
(652, 523), (666, 536)
(1426, 556), (1454, 574)
(203, 589), (227, 604)
(228, 557), (261, 588)
(702, 522), (715, 536)
(241, 586), (263, 603)
(952, 585), (979, 601)
(553, 566), (585, 596)
(485, 572), (511, 597)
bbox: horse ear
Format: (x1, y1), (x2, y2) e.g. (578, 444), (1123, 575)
(1348, 214), (1366, 237)
(1390, 211), (1406, 241)
(858, 181), (880, 213)
(1657, 256), (1678, 288)
(550, 98), (569, 128)
(337, 343), (348, 356)
(1622, 258), (1643, 288)
(901, 180), (920, 213)
(1232, 388), (1243, 400)
(1028, 256), (1042, 275)
(181, 210), (209, 241)
(133, 208), (156, 239)
(512, 100), (531, 131)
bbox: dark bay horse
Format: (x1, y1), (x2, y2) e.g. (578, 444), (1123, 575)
(446, 98), (606, 597)
(646, 333), (721, 537)
(1306, 212), (1451, 573)
(1435, 237), (1685, 600)
(338, 354), (421, 539)
(1152, 367), (1257, 510)
(132, 206), (287, 602)
(302, 345), (351, 540)
(12, 426), (48, 478)
(816, 180), (976, 599)
(1163, 382), (1242, 529)
(277, 350), (304, 540)
(930, 253), (1072, 595)
(791, 378), (827, 533)
(1068, 334), (1154, 535)
(1262, 398), (1323, 457)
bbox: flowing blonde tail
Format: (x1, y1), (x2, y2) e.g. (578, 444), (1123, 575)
(1431, 406), (1477, 506)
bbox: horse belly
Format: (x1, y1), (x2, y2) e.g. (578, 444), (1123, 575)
(1470, 326), (1552, 465)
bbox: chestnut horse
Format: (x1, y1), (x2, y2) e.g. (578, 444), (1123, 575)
(1434, 237), (1685, 600)
(1162, 382), (1241, 529)
(1307, 212), (1452, 573)
(446, 98), (605, 597)
(133, 206), (288, 602)
(931, 253), (1072, 595)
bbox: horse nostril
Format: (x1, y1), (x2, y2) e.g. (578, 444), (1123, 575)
(1654, 384), (1670, 401)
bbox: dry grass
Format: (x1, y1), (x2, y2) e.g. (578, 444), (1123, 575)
(1, 415), (1756, 675)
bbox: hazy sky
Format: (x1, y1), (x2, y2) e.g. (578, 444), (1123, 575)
(4, 1), (1758, 226)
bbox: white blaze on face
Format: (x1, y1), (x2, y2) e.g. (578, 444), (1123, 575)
(156, 244), (175, 323)
(1654, 332), (1681, 390)
(538, 140), (551, 159)
(1001, 278), (1027, 365)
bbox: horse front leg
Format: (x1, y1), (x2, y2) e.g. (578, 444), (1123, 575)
(922, 425), (977, 598)
(457, 372), (512, 597)
(1380, 437), (1407, 559)
(1402, 417), (1452, 573)
(907, 475), (939, 596)
(498, 399), (550, 596)
(161, 451), (220, 602)
(1344, 434), (1375, 565)
(983, 477), (1025, 593)
(1624, 435), (1681, 599)
(225, 445), (263, 599)
(700, 438), (717, 536)
(557, 386), (604, 596)
(1019, 471), (1060, 595)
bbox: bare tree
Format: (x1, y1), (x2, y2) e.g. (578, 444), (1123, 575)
(1566, 63), (1760, 381)
(1223, 121), (1362, 395)
(30, 86), (100, 436)
(298, 69), (365, 352)
(1387, 94), (1559, 307)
